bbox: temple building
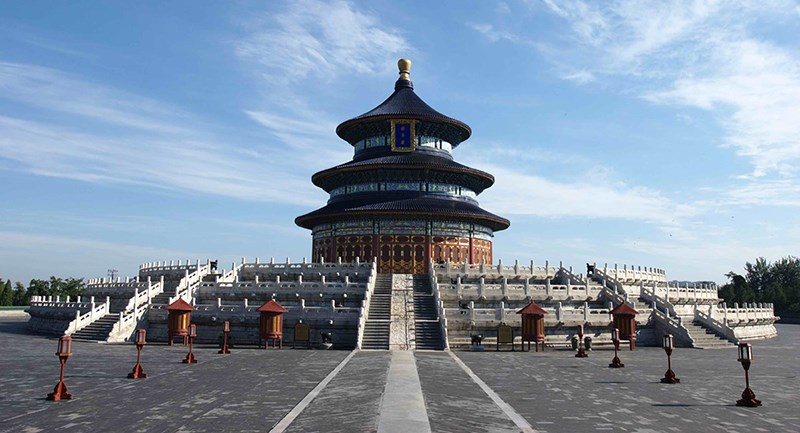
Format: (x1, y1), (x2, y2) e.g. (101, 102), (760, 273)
(295, 59), (509, 274)
(24, 59), (779, 351)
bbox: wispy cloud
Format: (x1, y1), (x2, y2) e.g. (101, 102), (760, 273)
(0, 231), (196, 282)
(0, 61), (326, 205)
(478, 164), (684, 225)
(0, 115), (322, 205)
(0, 62), (191, 135)
(234, 0), (408, 83)
(533, 1), (800, 187)
(562, 69), (595, 84)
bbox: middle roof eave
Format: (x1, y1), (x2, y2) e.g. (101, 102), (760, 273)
(311, 153), (495, 191)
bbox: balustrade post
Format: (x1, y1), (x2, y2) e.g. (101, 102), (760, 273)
(501, 277), (507, 298)
(456, 276), (462, 297)
(469, 301), (475, 322)
(479, 277), (484, 298)
(566, 278), (572, 298)
(523, 277), (530, 296)
(545, 278), (552, 297)
(499, 301), (505, 322)
(556, 301), (562, 322)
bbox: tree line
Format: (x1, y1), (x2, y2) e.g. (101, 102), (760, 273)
(0, 277), (86, 306)
(719, 256), (800, 315)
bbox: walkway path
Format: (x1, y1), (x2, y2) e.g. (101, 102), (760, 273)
(1, 317), (799, 433)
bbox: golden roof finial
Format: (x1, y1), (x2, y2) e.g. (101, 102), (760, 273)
(398, 58), (411, 81)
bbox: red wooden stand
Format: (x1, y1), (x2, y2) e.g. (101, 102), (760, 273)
(128, 344), (147, 379)
(47, 356), (72, 401)
(660, 347), (680, 384)
(736, 360), (762, 407)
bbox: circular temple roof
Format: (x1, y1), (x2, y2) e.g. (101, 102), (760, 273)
(335, 61), (472, 146)
(295, 194), (510, 231)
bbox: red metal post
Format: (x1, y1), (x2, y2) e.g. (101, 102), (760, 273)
(575, 325), (588, 358)
(609, 329), (624, 368)
(660, 348), (680, 383)
(736, 360), (762, 407)
(219, 320), (231, 354)
(47, 336), (73, 401)
(128, 329), (147, 379)
(183, 324), (197, 364)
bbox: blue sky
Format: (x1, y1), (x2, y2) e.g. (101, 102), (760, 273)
(1, 0), (799, 284)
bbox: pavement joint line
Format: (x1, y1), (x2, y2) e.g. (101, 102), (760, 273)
(377, 351), (431, 433)
(268, 349), (357, 433)
(449, 351), (538, 433)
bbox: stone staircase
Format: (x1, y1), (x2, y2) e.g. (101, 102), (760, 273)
(151, 291), (173, 305)
(685, 321), (735, 349)
(412, 275), (443, 350)
(361, 273), (392, 350)
(71, 305), (126, 342)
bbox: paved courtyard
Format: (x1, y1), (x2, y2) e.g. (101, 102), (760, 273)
(0, 316), (798, 433)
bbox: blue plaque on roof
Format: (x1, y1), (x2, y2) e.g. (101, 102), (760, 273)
(391, 119), (415, 152)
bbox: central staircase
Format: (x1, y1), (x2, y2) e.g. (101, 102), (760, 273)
(71, 305), (126, 341)
(684, 320), (735, 349)
(412, 275), (443, 350)
(361, 273), (392, 349)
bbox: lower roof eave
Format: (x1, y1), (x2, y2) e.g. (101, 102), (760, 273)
(294, 210), (510, 232)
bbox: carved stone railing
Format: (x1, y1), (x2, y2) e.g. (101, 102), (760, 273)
(429, 262), (450, 350)
(64, 299), (110, 336)
(652, 308), (695, 347)
(694, 306), (738, 344)
(356, 260), (377, 349)
(433, 259), (559, 279)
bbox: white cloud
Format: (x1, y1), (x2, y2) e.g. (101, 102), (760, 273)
(0, 62), (191, 135)
(536, 1), (800, 189)
(477, 164), (684, 224)
(0, 115), (322, 205)
(469, 23), (521, 44)
(0, 231), (195, 282)
(235, 0), (408, 83)
(562, 69), (595, 84)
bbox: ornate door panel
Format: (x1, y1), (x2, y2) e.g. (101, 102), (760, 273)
(378, 235), (428, 274)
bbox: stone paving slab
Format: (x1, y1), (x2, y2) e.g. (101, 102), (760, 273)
(283, 351), (391, 433)
(0, 318), (347, 433)
(2, 318), (799, 433)
(456, 324), (800, 433)
(416, 352), (520, 433)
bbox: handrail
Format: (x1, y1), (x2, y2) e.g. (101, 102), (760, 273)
(652, 308), (695, 346)
(430, 261), (450, 350)
(356, 260), (377, 349)
(64, 300), (110, 336)
(694, 307), (739, 344)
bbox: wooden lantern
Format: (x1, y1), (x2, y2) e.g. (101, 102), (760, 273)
(609, 303), (639, 350)
(257, 299), (288, 349)
(166, 298), (196, 346)
(516, 301), (548, 352)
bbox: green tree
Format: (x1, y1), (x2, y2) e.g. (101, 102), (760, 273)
(12, 282), (27, 306)
(723, 256), (800, 315)
(0, 280), (12, 306)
